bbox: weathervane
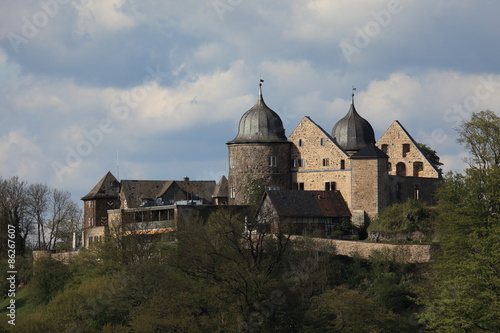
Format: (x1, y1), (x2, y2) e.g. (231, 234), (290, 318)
(352, 85), (357, 103)
(259, 76), (264, 96)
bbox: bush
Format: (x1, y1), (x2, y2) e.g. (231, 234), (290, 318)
(30, 257), (72, 304)
(368, 200), (436, 241)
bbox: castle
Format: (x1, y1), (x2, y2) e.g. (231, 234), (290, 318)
(81, 84), (441, 247)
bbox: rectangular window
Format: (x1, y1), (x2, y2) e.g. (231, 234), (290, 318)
(320, 138), (325, 146)
(402, 144), (410, 157)
(298, 139), (303, 146)
(325, 181), (336, 191)
(296, 182), (304, 190)
(230, 156), (235, 168)
(381, 144), (389, 154)
(340, 160), (345, 169)
(414, 185), (420, 201)
(230, 187), (236, 199)
(298, 159), (306, 167)
(268, 156), (277, 167)
(322, 158), (330, 167)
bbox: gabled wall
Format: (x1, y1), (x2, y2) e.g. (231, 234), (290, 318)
(377, 121), (440, 178)
(288, 116), (353, 208)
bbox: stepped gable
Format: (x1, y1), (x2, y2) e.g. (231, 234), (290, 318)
(332, 99), (376, 152)
(81, 171), (119, 200)
(228, 86), (287, 144)
(264, 190), (351, 218)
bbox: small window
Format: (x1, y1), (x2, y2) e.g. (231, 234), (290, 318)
(299, 159), (306, 167)
(414, 185), (420, 200)
(325, 181), (336, 191)
(265, 185), (280, 191)
(388, 162), (392, 172)
(230, 187), (236, 199)
(230, 156), (235, 168)
(402, 144), (410, 157)
(322, 158), (330, 167)
(340, 160), (345, 169)
(296, 182), (304, 190)
(298, 139), (303, 147)
(320, 138), (325, 146)
(381, 144), (389, 154)
(268, 156), (277, 167)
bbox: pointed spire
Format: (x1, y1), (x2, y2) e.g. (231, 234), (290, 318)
(257, 77), (265, 105)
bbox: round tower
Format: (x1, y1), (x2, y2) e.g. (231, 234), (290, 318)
(227, 84), (292, 205)
(332, 95), (375, 155)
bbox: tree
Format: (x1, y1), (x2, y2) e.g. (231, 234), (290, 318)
(418, 142), (444, 167)
(456, 110), (500, 169)
(0, 176), (29, 256)
(368, 200), (437, 242)
(302, 285), (399, 332)
(418, 111), (500, 332)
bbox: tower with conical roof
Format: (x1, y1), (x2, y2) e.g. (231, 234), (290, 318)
(332, 94), (375, 155)
(227, 82), (292, 205)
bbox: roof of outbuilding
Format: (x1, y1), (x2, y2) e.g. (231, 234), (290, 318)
(228, 88), (288, 144)
(212, 176), (228, 198)
(262, 190), (351, 218)
(332, 101), (375, 152)
(81, 171), (119, 200)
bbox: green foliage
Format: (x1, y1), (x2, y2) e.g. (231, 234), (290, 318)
(418, 111), (500, 332)
(243, 176), (266, 205)
(369, 200), (436, 240)
(30, 257), (72, 305)
(302, 285), (399, 332)
(417, 142), (443, 167)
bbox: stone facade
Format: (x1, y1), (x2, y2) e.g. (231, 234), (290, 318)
(289, 117), (352, 202)
(377, 121), (440, 178)
(351, 156), (389, 222)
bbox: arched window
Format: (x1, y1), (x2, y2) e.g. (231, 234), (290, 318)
(396, 162), (406, 176)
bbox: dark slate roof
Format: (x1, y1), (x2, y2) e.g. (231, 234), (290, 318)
(228, 89), (288, 144)
(120, 180), (168, 208)
(264, 190), (351, 218)
(174, 180), (216, 203)
(351, 143), (388, 159)
(332, 102), (376, 152)
(81, 171), (119, 200)
(212, 176), (228, 198)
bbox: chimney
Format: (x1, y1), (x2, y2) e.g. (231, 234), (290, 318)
(184, 176), (190, 182)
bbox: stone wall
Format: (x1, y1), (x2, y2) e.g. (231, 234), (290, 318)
(33, 250), (80, 263)
(228, 142), (292, 205)
(291, 236), (437, 263)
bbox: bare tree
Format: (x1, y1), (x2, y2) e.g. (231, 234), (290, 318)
(26, 183), (50, 250)
(46, 188), (80, 250)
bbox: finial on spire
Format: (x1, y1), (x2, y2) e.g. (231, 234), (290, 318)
(259, 77), (264, 97)
(352, 85), (357, 104)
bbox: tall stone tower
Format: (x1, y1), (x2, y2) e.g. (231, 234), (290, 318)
(227, 84), (292, 205)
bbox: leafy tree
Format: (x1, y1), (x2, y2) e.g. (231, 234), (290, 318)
(417, 142), (444, 167)
(30, 257), (72, 304)
(418, 111), (500, 332)
(368, 200), (437, 241)
(302, 285), (399, 332)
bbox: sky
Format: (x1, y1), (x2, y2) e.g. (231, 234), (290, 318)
(1, 0), (500, 204)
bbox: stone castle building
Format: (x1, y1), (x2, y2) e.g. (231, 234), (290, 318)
(227, 85), (441, 226)
(82, 84), (441, 246)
